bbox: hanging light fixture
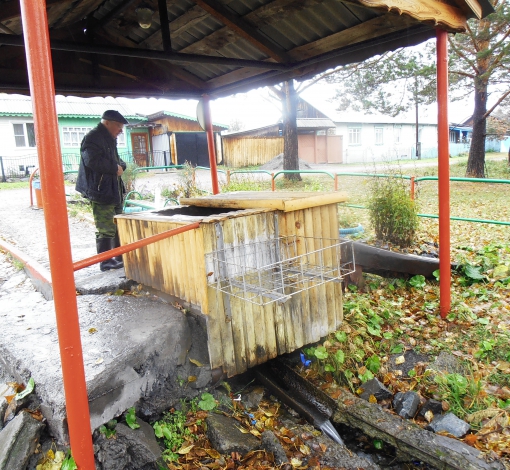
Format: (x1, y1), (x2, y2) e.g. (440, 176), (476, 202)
(135, 4), (153, 29)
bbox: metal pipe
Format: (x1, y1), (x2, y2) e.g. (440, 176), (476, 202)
(0, 34), (288, 71)
(273, 170), (335, 180)
(73, 222), (200, 271)
(19, 0), (95, 466)
(202, 95), (220, 194)
(342, 204), (510, 226)
(28, 167), (39, 207)
(437, 28), (451, 318)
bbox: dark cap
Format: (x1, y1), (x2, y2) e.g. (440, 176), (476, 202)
(101, 110), (129, 124)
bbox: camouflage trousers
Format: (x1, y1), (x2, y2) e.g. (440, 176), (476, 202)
(91, 201), (123, 239)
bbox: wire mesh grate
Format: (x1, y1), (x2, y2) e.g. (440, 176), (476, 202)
(206, 236), (355, 306)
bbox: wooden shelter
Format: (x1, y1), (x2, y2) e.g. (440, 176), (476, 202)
(8, 0), (494, 463)
(0, 0), (493, 100)
(115, 192), (351, 376)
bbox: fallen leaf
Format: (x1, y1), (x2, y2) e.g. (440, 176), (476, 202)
(206, 449), (221, 459)
(299, 444), (310, 455)
(88, 328), (97, 334)
(464, 434), (479, 445)
(189, 358), (204, 367)
(395, 356), (405, 365)
(177, 444), (194, 454)
(187, 376), (197, 383)
(369, 394), (378, 404)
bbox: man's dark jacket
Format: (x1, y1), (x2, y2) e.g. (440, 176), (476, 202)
(76, 123), (126, 205)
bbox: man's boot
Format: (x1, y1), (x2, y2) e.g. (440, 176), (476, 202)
(114, 233), (123, 262)
(96, 238), (124, 271)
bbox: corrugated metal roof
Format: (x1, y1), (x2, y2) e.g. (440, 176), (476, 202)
(0, 94), (145, 121)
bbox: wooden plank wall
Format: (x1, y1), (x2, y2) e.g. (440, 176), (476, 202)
(206, 204), (343, 377)
(222, 137), (283, 167)
(118, 218), (208, 311)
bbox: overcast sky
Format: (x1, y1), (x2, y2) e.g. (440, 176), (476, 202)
(119, 80), (474, 131)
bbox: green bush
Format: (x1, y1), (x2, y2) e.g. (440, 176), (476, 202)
(122, 163), (138, 193)
(367, 176), (418, 247)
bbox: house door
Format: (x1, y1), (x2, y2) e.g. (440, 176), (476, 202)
(131, 133), (150, 167)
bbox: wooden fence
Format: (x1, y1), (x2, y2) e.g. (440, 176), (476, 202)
(222, 137), (283, 167)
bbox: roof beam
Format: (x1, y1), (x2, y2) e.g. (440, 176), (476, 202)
(0, 33), (289, 70)
(157, 0), (172, 52)
(190, 0), (291, 63)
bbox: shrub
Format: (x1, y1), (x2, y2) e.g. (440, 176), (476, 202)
(367, 176), (418, 247)
(122, 163), (138, 193)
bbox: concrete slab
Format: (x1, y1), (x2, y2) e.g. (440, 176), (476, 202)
(74, 267), (137, 295)
(0, 293), (192, 444)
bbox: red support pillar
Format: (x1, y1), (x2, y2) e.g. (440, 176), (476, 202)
(436, 28), (451, 317)
(202, 95), (220, 195)
(19, 0), (95, 467)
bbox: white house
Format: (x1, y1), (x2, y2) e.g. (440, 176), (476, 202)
(309, 100), (473, 164)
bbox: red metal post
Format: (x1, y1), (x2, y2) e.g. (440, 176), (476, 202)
(19, 0), (95, 466)
(436, 28), (451, 317)
(202, 95), (220, 195)
(410, 176), (415, 200)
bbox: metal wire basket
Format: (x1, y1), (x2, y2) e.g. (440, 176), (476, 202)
(206, 236), (355, 306)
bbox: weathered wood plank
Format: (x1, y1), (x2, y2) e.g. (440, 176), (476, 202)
(333, 386), (503, 470)
(180, 192), (348, 211)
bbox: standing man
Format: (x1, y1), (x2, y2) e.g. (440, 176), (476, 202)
(76, 110), (128, 271)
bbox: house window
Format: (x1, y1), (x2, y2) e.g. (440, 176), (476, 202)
(375, 127), (383, 145)
(13, 123), (36, 147)
(117, 132), (126, 146)
(62, 127), (93, 147)
(348, 127), (361, 145)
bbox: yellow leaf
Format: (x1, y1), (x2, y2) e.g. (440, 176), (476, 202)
(189, 358), (203, 367)
(177, 444), (194, 454)
(113, 289), (124, 296)
(299, 444), (310, 455)
(291, 458), (303, 467)
(235, 425), (250, 433)
(95, 358), (104, 365)
(187, 376), (197, 383)
(319, 443), (327, 452)
(395, 355), (405, 365)
(206, 449), (221, 459)
(88, 328), (97, 334)
(46, 449), (55, 460)
(368, 394), (378, 404)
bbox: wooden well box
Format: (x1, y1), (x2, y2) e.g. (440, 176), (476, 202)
(115, 192), (352, 376)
